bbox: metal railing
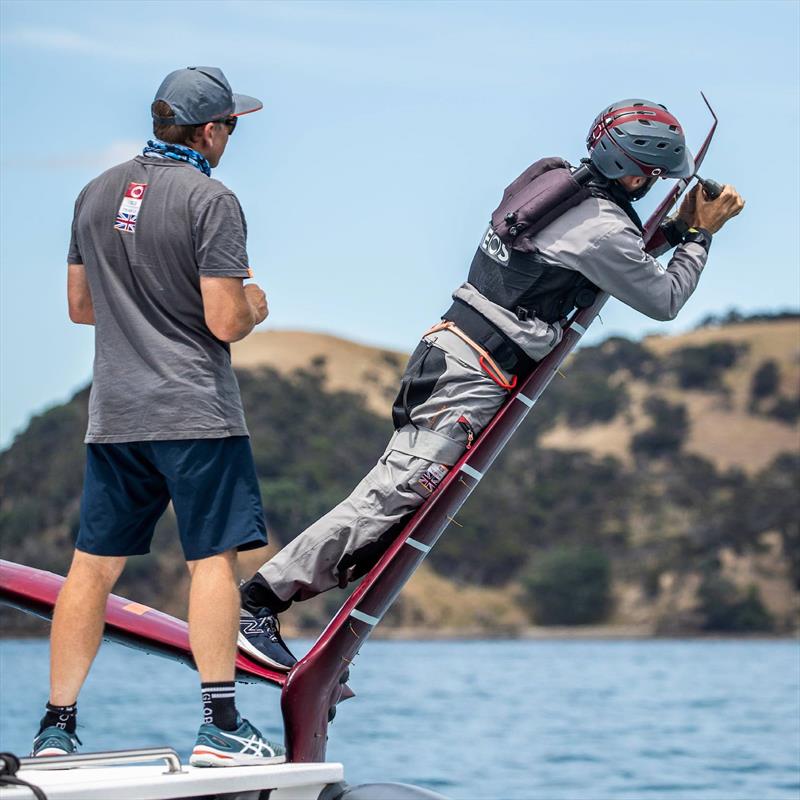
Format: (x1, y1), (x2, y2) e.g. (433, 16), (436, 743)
(19, 747), (183, 774)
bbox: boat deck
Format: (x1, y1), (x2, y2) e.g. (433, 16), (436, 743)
(1, 760), (344, 800)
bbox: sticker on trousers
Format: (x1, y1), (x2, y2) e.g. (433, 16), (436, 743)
(412, 463), (450, 498)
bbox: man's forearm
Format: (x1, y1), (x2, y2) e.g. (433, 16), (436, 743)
(200, 277), (268, 342)
(68, 300), (95, 325)
(223, 305), (257, 342)
(67, 263), (95, 325)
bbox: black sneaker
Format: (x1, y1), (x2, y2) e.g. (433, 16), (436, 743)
(238, 609), (297, 671)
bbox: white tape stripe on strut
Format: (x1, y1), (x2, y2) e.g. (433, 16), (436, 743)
(405, 537), (431, 553)
(516, 393), (535, 408)
(460, 464), (483, 481)
(571, 322), (587, 336)
(350, 608), (381, 626)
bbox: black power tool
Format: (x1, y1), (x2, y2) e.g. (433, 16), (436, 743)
(695, 176), (723, 200)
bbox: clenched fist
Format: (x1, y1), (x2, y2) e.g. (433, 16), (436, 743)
(244, 282), (269, 325)
(678, 183), (745, 235)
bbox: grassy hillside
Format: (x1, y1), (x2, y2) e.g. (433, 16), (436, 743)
(232, 330), (406, 417)
(233, 319), (799, 473)
(1, 315), (798, 637)
(542, 319), (800, 473)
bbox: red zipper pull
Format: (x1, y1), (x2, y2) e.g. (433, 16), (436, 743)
(457, 415), (475, 449)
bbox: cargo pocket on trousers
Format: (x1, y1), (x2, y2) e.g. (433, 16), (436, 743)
(409, 461), (450, 500)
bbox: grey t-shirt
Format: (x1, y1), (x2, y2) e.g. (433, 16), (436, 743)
(68, 155), (252, 443)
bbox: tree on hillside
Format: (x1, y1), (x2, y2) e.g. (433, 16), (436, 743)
(631, 396), (689, 459)
(667, 341), (746, 391)
(580, 336), (656, 379)
(697, 309), (800, 328)
(697, 572), (773, 632)
(521, 547), (612, 625)
(747, 360), (799, 423)
(765, 396), (800, 424)
(751, 453), (800, 589)
(749, 360), (781, 410)
(547, 372), (629, 428)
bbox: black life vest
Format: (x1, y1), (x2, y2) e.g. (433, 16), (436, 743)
(442, 158), (643, 374)
(465, 158), (642, 325)
(466, 233), (599, 325)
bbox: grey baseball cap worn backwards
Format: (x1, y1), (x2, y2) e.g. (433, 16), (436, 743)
(152, 66), (263, 125)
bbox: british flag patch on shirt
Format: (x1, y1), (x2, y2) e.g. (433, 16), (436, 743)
(114, 182), (147, 234)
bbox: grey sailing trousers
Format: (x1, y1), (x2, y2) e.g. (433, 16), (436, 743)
(257, 329), (509, 604)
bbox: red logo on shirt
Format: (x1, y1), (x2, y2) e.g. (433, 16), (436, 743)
(114, 183), (149, 234)
(125, 182), (148, 200)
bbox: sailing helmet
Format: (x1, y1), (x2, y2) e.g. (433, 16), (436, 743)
(586, 99), (695, 180)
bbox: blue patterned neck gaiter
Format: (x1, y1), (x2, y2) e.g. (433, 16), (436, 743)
(143, 139), (212, 177)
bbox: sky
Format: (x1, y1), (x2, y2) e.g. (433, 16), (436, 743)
(1, 0), (798, 447)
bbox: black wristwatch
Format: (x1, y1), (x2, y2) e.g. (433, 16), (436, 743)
(683, 226), (712, 252)
(659, 217), (712, 252)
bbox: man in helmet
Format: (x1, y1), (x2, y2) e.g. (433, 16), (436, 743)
(237, 99), (745, 670)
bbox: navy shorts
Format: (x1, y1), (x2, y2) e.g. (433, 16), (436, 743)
(77, 437), (268, 561)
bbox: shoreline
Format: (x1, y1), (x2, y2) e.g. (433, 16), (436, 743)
(2, 626), (797, 642)
(366, 625), (800, 641)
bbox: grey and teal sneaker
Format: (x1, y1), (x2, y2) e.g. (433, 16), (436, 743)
(190, 717), (285, 767)
(31, 726), (81, 757)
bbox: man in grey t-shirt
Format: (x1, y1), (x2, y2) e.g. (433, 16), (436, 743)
(33, 67), (284, 766)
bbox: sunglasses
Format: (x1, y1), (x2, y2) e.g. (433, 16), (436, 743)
(217, 116), (237, 135)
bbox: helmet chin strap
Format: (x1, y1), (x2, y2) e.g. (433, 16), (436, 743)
(619, 176), (658, 202)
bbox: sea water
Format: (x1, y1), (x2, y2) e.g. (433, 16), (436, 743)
(0, 639), (798, 800)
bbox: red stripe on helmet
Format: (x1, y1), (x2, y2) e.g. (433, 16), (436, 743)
(604, 105), (682, 133)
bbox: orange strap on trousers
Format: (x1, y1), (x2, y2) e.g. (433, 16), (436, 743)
(423, 321), (518, 391)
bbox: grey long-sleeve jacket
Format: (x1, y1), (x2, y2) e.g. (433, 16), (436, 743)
(453, 195), (709, 362)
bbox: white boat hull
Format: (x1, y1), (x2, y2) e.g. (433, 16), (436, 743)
(0, 761), (344, 800)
